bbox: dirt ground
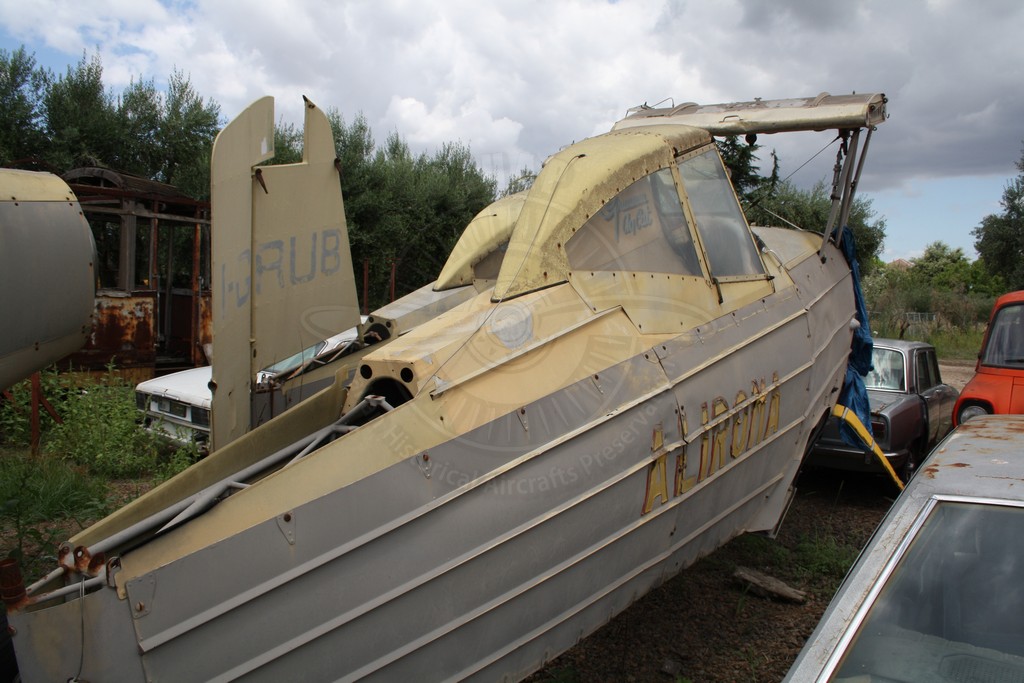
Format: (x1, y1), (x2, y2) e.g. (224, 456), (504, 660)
(938, 360), (976, 392)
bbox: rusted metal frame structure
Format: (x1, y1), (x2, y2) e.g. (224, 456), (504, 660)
(0, 373), (63, 455)
(62, 169), (212, 375)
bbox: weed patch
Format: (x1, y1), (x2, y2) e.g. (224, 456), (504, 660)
(792, 533), (859, 586)
(44, 369), (162, 477)
(1, 368), (198, 577)
(0, 450), (107, 576)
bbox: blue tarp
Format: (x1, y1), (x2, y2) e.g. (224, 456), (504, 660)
(837, 226), (874, 447)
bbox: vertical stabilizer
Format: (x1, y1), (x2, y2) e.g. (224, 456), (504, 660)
(211, 97), (359, 450)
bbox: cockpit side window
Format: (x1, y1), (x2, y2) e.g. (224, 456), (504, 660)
(564, 168), (702, 275)
(677, 150), (764, 278)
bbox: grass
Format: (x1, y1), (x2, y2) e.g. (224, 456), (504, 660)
(871, 322), (985, 361)
(706, 524), (860, 601)
(926, 326), (985, 361)
(0, 449), (108, 577)
(791, 534), (860, 581)
(1, 368), (199, 578)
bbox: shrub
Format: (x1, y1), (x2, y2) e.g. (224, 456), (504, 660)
(157, 439), (203, 481)
(44, 369), (162, 478)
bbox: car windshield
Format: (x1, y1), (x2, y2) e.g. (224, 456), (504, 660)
(261, 340), (328, 376)
(830, 500), (1024, 681)
(981, 302), (1024, 367)
(865, 347), (905, 391)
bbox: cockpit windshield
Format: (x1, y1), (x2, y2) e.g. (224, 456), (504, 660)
(677, 150), (764, 278)
(981, 302), (1024, 367)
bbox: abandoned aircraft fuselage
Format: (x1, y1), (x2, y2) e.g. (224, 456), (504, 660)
(7, 93), (887, 681)
(0, 169), (95, 391)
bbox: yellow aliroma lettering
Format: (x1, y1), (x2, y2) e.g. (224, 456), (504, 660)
(642, 452), (669, 514)
(710, 397), (729, 473)
(700, 397), (732, 479)
(730, 389), (748, 457)
(652, 423), (664, 452)
(642, 372), (782, 517)
(746, 378), (766, 448)
(699, 402), (711, 479)
(763, 372), (781, 439)
(675, 409), (696, 495)
(674, 446), (696, 495)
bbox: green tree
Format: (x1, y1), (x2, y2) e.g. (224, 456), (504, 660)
(863, 242), (1002, 334)
(0, 46), (49, 164)
(326, 111), (496, 308)
(717, 135), (777, 202)
(863, 262), (914, 315)
(115, 77), (163, 176)
(502, 166), (536, 197)
(965, 259), (1005, 297)
(328, 110), (386, 304)
(747, 179), (885, 272)
(911, 242), (972, 290)
(269, 119), (304, 165)
(156, 70), (220, 198)
(42, 57), (220, 198)
(328, 110), (378, 231)
(906, 242), (1002, 328)
(973, 144), (1024, 291)
(42, 51), (120, 169)
(905, 241), (1001, 297)
(398, 140), (497, 288)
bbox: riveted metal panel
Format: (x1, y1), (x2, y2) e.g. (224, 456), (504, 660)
(0, 170), (95, 389)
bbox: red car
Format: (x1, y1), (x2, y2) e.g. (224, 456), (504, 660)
(954, 290), (1024, 425)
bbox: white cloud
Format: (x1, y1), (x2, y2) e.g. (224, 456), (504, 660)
(383, 94), (531, 181)
(0, 0), (170, 54)
(1, 0), (1022, 235)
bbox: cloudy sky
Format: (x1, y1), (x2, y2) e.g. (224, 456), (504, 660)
(2, 0), (1022, 261)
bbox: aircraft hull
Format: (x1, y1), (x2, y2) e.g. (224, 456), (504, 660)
(10, 241), (854, 682)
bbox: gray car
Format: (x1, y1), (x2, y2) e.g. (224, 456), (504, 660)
(807, 339), (958, 479)
(785, 415), (1024, 681)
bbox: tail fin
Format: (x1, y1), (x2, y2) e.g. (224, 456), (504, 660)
(210, 97), (360, 450)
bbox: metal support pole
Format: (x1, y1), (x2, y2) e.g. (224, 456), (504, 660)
(30, 373), (40, 457)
